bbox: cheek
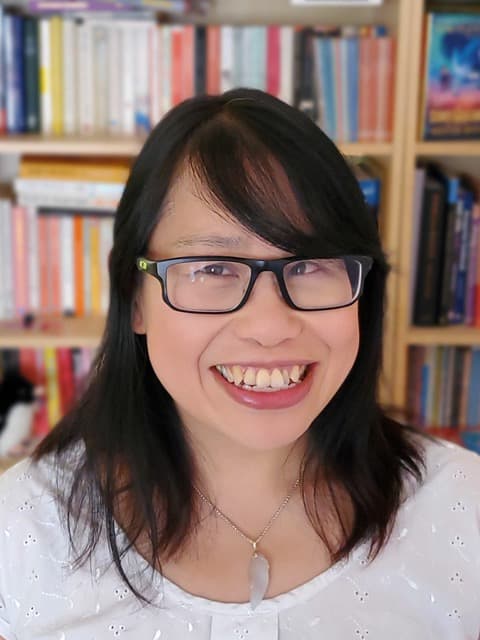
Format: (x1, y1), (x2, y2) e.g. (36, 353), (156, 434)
(314, 306), (360, 369)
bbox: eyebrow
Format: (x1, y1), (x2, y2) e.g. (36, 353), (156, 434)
(172, 234), (247, 249)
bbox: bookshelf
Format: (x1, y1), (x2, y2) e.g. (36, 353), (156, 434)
(0, 0), (438, 471)
(393, 0), (480, 421)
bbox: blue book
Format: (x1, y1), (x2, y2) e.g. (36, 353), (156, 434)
(466, 347), (480, 428)
(346, 36), (359, 142)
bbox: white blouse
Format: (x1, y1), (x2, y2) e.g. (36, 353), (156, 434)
(0, 436), (479, 640)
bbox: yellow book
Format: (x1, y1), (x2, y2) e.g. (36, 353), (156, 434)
(50, 16), (64, 135)
(90, 219), (101, 314)
(19, 157), (130, 183)
(44, 347), (61, 428)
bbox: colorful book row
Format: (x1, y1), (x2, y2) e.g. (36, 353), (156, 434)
(0, 346), (95, 458)
(0, 10), (395, 143)
(412, 165), (480, 326)
(0, 201), (113, 321)
(407, 345), (480, 454)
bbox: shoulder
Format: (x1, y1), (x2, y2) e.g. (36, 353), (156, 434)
(401, 435), (480, 535)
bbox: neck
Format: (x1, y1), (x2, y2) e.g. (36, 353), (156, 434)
(185, 421), (307, 506)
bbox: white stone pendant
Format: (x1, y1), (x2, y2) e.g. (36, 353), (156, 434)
(248, 552), (270, 610)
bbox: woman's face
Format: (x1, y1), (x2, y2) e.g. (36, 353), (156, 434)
(133, 172), (360, 453)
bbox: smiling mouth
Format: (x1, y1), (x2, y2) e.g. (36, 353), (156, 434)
(214, 363), (310, 391)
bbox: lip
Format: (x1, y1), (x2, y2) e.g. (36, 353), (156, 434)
(212, 363), (317, 410)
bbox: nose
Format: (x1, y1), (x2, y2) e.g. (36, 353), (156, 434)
(232, 271), (303, 347)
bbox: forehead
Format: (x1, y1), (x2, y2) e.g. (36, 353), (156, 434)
(147, 171), (290, 259)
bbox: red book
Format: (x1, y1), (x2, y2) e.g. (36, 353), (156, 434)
(48, 215), (62, 314)
(266, 26), (280, 97)
(171, 26), (183, 106)
(56, 348), (75, 415)
(182, 25), (195, 101)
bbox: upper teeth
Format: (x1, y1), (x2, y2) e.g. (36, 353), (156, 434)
(215, 364), (308, 388)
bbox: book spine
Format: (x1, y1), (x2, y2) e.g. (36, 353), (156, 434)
(279, 25), (294, 105)
(62, 17), (76, 135)
(50, 15), (63, 135)
(92, 22), (109, 134)
(12, 205), (29, 318)
(0, 7), (6, 133)
(26, 205), (39, 315)
(133, 23), (151, 134)
(413, 176), (446, 325)
(39, 17), (52, 134)
(44, 346), (61, 428)
(73, 215), (85, 316)
(220, 25), (234, 92)
(107, 23), (122, 134)
(206, 25), (220, 95)
(23, 16), (40, 133)
(76, 19), (94, 135)
(194, 25), (206, 96)
(60, 215), (75, 314)
(465, 200), (480, 325)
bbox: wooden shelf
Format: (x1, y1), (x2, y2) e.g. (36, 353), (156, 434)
(0, 315), (105, 348)
(406, 326), (480, 346)
(415, 141), (480, 157)
(0, 134), (393, 159)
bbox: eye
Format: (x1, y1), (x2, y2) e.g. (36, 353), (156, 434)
(195, 262), (237, 277)
(287, 260), (321, 277)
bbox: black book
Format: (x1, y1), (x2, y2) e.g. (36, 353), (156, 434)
(413, 173), (447, 325)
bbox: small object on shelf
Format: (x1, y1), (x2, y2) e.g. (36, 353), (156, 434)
(0, 370), (43, 458)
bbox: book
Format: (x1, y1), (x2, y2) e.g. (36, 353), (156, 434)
(421, 12), (480, 140)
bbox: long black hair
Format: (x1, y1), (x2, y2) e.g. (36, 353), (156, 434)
(33, 88), (434, 603)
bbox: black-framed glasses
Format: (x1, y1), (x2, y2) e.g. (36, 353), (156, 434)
(136, 255), (373, 314)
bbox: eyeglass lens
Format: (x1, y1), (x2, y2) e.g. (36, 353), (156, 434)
(165, 258), (362, 312)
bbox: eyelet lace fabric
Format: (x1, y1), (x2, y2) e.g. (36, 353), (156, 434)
(0, 436), (479, 640)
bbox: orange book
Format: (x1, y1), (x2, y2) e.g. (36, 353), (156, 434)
(73, 216), (85, 316)
(89, 218), (101, 314)
(358, 36), (377, 142)
(206, 25), (221, 94)
(48, 216), (62, 314)
(12, 205), (29, 318)
(375, 36), (396, 142)
(182, 25), (195, 101)
(171, 26), (183, 106)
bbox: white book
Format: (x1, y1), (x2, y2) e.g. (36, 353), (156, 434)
(161, 25), (172, 117)
(220, 25), (234, 92)
(107, 23), (122, 135)
(26, 206), (40, 314)
(76, 19), (94, 135)
(120, 23), (135, 135)
(60, 216), (75, 314)
(92, 23), (109, 134)
(279, 26), (294, 104)
(83, 217), (92, 314)
(62, 17), (77, 135)
(14, 178), (124, 198)
(133, 22), (151, 134)
(149, 24), (161, 127)
(99, 217), (113, 314)
(17, 195), (119, 211)
(2, 200), (14, 320)
(39, 17), (53, 135)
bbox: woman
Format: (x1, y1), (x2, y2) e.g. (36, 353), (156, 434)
(0, 88), (479, 639)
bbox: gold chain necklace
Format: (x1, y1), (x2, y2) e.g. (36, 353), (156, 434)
(194, 478), (301, 610)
